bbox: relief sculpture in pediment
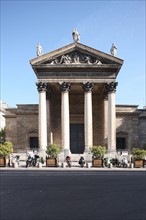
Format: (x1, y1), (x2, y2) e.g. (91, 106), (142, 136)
(48, 51), (102, 65)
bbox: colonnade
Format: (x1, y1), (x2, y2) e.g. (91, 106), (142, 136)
(36, 81), (118, 157)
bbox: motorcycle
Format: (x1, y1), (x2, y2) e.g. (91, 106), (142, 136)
(65, 156), (72, 167)
(79, 156), (85, 167)
(26, 154), (39, 168)
(110, 157), (129, 168)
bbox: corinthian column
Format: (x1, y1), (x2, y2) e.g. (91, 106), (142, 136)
(36, 82), (47, 157)
(105, 82), (118, 153)
(83, 82), (94, 152)
(60, 82), (71, 158)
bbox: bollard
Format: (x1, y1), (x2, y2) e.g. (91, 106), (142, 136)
(109, 163), (112, 168)
(38, 163), (42, 168)
(86, 162), (91, 168)
(61, 162), (65, 168)
(14, 162), (18, 168)
(130, 163), (134, 168)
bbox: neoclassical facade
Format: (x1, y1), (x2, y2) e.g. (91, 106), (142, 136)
(5, 42), (146, 156)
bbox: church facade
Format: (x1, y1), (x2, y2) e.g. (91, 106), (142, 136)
(5, 42), (146, 156)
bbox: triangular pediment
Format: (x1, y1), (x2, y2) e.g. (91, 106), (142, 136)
(30, 42), (123, 66)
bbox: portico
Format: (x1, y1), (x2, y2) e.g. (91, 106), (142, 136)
(30, 42), (123, 157)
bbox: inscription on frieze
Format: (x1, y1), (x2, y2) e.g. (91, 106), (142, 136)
(38, 72), (113, 77)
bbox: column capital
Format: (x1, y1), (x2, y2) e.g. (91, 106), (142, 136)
(36, 82), (47, 92)
(105, 82), (118, 93)
(60, 82), (70, 92)
(83, 82), (94, 92)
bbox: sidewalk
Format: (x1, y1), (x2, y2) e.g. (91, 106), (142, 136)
(1, 160), (146, 171)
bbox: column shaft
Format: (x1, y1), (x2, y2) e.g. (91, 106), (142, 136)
(108, 92), (116, 152)
(104, 99), (108, 146)
(36, 82), (47, 156)
(105, 82), (118, 153)
(83, 82), (94, 152)
(84, 91), (93, 151)
(60, 82), (70, 157)
(61, 91), (70, 151)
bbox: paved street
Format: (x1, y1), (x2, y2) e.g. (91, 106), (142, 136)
(0, 170), (146, 220)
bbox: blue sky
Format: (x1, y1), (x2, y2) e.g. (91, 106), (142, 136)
(1, 0), (145, 108)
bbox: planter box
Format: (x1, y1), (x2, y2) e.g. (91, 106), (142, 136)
(92, 159), (103, 167)
(134, 159), (144, 168)
(0, 157), (6, 167)
(46, 158), (58, 167)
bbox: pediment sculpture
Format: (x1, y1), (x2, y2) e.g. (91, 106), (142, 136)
(47, 51), (103, 65)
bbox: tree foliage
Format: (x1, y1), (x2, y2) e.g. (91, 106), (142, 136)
(90, 145), (106, 159)
(46, 144), (61, 159)
(131, 148), (146, 160)
(0, 141), (13, 157)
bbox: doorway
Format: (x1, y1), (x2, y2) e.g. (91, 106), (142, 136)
(116, 137), (126, 150)
(29, 137), (38, 150)
(70, 124), (84, 154)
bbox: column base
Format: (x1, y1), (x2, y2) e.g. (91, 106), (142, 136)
(39, 149), (47, 160)
(84, 151), (92, 162)
(64, 149), (71, 159)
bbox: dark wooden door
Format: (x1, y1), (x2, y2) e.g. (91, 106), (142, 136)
(70, 124), (84, 154)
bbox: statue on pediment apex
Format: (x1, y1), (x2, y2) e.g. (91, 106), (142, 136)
(72, 28), (80, 42)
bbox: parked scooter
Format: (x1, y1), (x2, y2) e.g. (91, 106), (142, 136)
(78, 156), (85, 167)
(26, 153), (39, 168)
(110, 156), (129, 168)
(65, 156), (72, 167)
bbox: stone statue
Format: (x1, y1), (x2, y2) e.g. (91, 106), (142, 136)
(72, 28), (80, 42)
(36, 43), (43, 56)
(110, 43), (117, 56)
(60, 54), (71, 64)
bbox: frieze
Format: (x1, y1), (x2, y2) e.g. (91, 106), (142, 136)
(38, 72), (114, 77)
(45, 51), (103, 65)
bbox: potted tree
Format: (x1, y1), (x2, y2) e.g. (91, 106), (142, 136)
(0, 141), (13, 167)
(131, 148), (146, 168)
(46, 144), (61, 167)
(90, 145), (106, 167)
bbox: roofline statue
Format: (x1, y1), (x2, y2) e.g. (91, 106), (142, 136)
(36, 43), (43, 56)
(72, 28), (80, 43)
(110, 43), (117, 56)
